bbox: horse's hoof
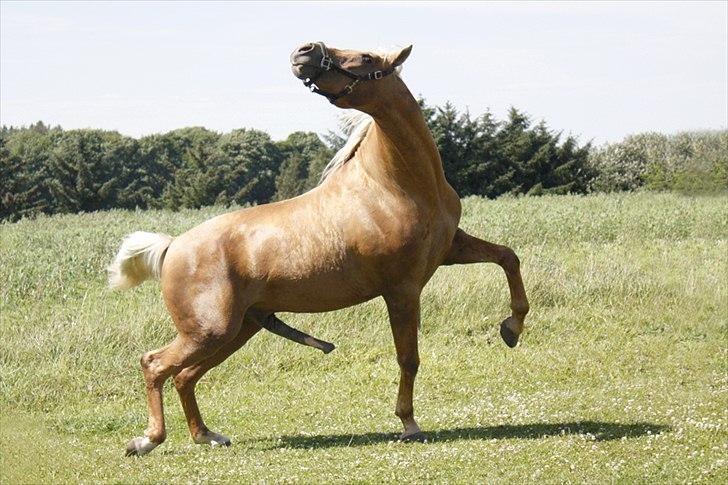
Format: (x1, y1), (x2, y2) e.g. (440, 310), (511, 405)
(125, 439), (139, 457)
(399, 431), (427, 443)
(212, 437), (232, 447)
(194, 431), (231, 447)
(500, 319), (519, 348)
(125, 436), (158, 457)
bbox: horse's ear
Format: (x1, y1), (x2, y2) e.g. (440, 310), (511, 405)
(390, 45), (412, 67)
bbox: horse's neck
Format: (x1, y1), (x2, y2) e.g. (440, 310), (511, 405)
(358, 87), (446, 199)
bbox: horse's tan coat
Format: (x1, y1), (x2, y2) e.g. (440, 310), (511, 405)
(114, 42), (529, 456)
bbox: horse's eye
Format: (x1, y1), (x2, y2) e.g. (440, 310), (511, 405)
(362, 55), (373, 64)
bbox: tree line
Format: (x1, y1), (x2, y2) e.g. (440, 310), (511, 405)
(1, 99), (725, 222)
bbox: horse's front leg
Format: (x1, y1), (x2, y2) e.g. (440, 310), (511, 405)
(443, 228), (530, 347)
(384, 290), (426, 442)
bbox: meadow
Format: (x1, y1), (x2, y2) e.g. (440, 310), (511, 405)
(0, 192), (726, 483)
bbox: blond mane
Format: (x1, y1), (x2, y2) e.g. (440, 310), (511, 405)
(320, 111), (374, 181)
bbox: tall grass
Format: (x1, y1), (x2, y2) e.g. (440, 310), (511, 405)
(1, 192), (726, 483)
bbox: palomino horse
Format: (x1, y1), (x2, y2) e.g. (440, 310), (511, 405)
(109, 42), (529, 456)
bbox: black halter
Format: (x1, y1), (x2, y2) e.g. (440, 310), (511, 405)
(302, 42), (396, 103)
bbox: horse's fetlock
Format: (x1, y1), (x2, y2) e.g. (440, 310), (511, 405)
(145, 429), (166, 445)
(395, 405), (414, 420)
(191, 426), (210, 441)
(513, 300), (530, 318)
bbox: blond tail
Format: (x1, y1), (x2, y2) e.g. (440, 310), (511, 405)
(107, 231), (173, 290)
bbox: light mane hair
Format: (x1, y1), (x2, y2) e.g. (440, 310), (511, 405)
(319, 49), (404, 182)
(320, 111), (374, 181)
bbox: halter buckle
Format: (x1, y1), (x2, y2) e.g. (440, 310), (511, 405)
(372, 70), (383, 80)
(320, 56), (333, 71)
(345, 79), (360, 94)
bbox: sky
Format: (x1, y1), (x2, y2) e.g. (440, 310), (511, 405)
(1, 1), (726, 145)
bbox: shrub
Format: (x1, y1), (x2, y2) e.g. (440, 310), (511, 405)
(589, 130), (727, 194)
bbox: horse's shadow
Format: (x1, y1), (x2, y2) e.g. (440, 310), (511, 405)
(259, 421), (669, 450)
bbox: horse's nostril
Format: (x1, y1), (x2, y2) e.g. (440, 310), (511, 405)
(298, 43), (315, 54)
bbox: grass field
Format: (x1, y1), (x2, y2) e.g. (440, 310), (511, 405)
(1, 192), (726, 483)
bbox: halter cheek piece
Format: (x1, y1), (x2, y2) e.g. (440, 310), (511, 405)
(301, 42), (396, 103)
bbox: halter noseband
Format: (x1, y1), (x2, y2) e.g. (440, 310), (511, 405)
(301, 42), (396, 103)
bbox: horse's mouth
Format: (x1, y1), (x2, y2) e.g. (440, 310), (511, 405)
(291, 63), (319, 81)
(291, 64), (306, 80)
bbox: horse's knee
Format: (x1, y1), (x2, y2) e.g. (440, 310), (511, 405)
(398, 354), (419, 376)
(498, 246), (520, 271)
(140, 350), (155, 366)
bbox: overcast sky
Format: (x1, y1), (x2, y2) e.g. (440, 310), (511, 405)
(1, 1), (726, 145)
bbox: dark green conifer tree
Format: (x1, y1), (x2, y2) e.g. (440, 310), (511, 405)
(0, 129), (55, 220)
(214, 129), (282, 205)
(147, 127), (220, 209)
(274, 154), (308, 201)
(274, 131), (332, 200)
(46, 130), (142, 213)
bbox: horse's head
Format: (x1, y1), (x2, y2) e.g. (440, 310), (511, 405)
(290, 42), (412, 110)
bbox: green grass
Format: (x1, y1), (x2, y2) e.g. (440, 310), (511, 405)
(1, 192), (726, 483)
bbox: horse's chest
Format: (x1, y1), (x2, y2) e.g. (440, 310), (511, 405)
(348, 202), (454, 263)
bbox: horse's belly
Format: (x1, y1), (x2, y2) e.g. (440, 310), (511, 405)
(255, 268), (380, 313)
(252, 236), (443, 313)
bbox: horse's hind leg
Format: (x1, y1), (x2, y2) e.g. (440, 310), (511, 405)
(443, 228), (530, 347)
(173, 314), (262, 447)
(125, 330), (239, 456)
(125, 285), (245, 456)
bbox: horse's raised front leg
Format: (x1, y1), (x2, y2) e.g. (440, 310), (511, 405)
(443, 228), (530, 347)
(172, 314), (262, 447)
(384, 290), (425, 442)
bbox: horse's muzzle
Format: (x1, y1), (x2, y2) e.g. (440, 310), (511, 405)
(290, 42), (322, 79)
(291, 64), (312, 80)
